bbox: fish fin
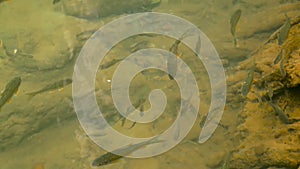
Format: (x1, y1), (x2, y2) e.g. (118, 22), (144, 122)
(168, 74), (174, 80)
(26, 92), (37, 100)
(111, 159), (121, 164)
(233, 37), (238, 48)
(121, 117), (126, 127)
(14, 89), (19, 96)
(127, 121), (136, 129)
(177, 52), (183, 58)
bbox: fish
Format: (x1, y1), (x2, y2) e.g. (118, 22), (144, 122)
(254, 91), (262, 104)
(167, 30), (191, 80)
(241, 66), (254, 97)
(0, 0), (10, 4)
(121, 117), (126, 126)
(26, 78), (72, 98)
(268, 101), (290, 124)
(278, 16), (291, 45)
(0, 39), (14, 57)
(232, 0), (240, 5)
(195, 35), (201, 55)
(52, 0), (60, 4)
(127, 121), (136, 129)
(273, 50), (282, 65)
(76, 29), (96, 41)
(267, 87), (274, 102)
(99, 58), (122, 70)
(0, 77), (21, 110)
(280, 59), (286, 77)
(199, 115), (228, 129)
(130, 41), (149, 53)
(92, 137), (162, 166)
(230, 9), (242, 47)
(167, 52), (178, 80)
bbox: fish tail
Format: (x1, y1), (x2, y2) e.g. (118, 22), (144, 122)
(233, 36), (238, 47)
(147, 136), (164, 144)
(148, 139), (164, 147)
(168, 74), (174, 80)
(26, 92), (37, 100)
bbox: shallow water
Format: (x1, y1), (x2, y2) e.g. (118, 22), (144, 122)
(0, 0), (299, 169)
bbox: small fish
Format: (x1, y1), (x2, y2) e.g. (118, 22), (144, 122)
(195, 35), (201, 55)
(76, 29), (96, 41)
(254, 91), (262, 104)
(130, 41), (149, 53)
(26, 78), (72, 98)
(230, 9), (242, 47)
(92, 137), (162, 166)
(280, 59), (286, 77)
(278, 16), (291, 45)
(0, 77), (21, 110)
(169, 39), (181, 56)
(268, 102), (290, 124)
(99, 58), (122, 70)
(127, 121), (136, 129)
(199, 115), (228, 129)
(173, 120), (181, 141)
(241, 66), (254, 97)
(167, 30), (191, 80)
(232, 0), (240, 5)
(52, 0), (60, 4)
(167, 52), (178, 80)
(169, 28), (193, 55)
(121, 117), (126, 127)
(167, 36), (184, 80)
(133, 98), (146, 109)
(267, 87), (273, 102)
(273, 50), (282, 65)
(0, 0), (10, 4)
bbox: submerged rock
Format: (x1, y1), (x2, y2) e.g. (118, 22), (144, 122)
(227, 15), (300, 169)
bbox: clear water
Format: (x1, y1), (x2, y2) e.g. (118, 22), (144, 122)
(0, 0), (298, 168)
